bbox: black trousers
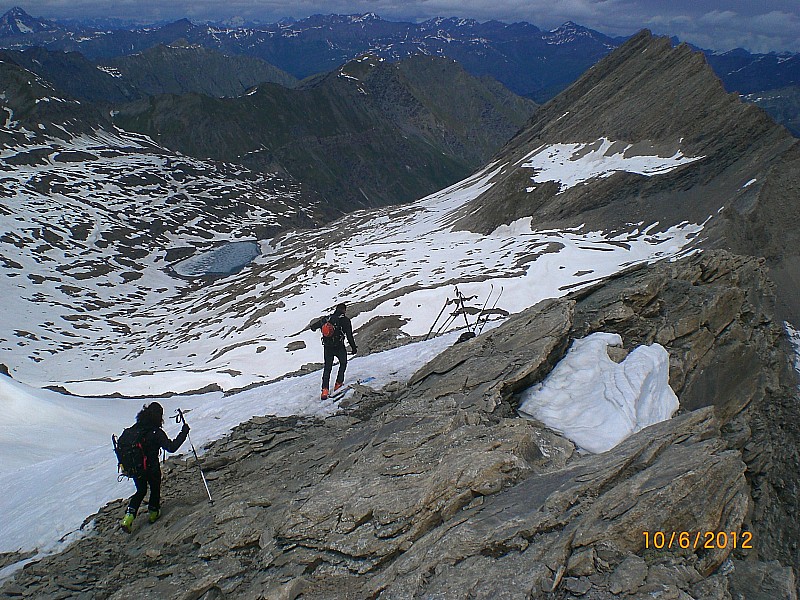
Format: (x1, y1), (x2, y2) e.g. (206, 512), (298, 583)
(322, 343), (348, 390)
(127, 467), (162, 514)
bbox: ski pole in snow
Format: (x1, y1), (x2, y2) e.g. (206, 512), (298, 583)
(434, 308), (460, 338)
(476, 286), (503, 335)
(425, 297), (450, 341)
(174, 409), (214, 504)
(474, 284), (494, 334)
(454, 286), (472, 332)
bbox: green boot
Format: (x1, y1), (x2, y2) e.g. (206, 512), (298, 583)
(148, 509), (160, 524)
(120, 512), (135, 533)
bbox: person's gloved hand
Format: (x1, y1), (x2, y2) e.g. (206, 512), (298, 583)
(182, 422), (190, 433)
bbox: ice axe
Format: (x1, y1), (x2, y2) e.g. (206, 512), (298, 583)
(173, 408), (214, 504)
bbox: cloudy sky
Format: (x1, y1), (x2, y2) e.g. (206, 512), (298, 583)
(4, 1), (799, 53)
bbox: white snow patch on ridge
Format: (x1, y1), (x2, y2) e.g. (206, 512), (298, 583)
(521, 138), (704, 193)
(519, 332), (679, 453)
(786, 322), (800, 376)
(96, 65), (122, 78)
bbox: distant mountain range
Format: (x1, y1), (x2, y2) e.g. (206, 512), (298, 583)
(1, 7), (798, 136)
(1, 40), (536, 214)
(0, 9), (620, 102)
(0, 6), (797, 137)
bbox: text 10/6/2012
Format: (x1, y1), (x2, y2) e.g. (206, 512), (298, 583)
(642, 531), (753, 550)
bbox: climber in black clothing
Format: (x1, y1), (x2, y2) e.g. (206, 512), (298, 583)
(121, 402), (189, 532)
(310, 302), (357, 399)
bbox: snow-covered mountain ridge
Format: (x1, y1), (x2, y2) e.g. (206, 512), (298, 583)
(5, 31), (798, 400)
(0, 125), (319, 393)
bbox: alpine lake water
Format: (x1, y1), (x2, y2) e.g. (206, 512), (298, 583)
(170, 241), (261, 278)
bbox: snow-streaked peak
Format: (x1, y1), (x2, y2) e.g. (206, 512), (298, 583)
(544, 21), (597, 45)
(0, 6), (57, 35)
(351, 13), (381, 23)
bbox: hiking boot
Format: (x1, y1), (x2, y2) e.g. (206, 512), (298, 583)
(334, 381), (344, 392)
(121, 512), (135, 533)
(148, 509), (160, 524)
(321, 388), (329, 400)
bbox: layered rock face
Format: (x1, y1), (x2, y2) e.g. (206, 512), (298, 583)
(3, 250), (797, 599)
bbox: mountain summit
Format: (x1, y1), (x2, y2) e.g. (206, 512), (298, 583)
(0, 7), (56, 36)
(456, 30), (800, 319)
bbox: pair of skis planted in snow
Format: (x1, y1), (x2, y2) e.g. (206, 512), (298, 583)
(425, 285), (503, 341)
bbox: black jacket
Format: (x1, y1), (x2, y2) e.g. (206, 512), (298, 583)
(137, 424), (189, 471)
(311, 313), (357, 350)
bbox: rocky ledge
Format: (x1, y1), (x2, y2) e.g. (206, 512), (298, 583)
(1, 250), (798, 599)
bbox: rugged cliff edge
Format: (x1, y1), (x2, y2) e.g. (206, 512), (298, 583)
(2, 250), (797, 599)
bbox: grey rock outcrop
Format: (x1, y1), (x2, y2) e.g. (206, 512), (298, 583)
(2, 250), (797, 599)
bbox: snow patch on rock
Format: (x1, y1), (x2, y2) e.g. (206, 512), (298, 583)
(519, 332), (679, 453)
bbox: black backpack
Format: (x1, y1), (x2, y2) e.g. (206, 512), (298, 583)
(320, 314), (344, 344)
(112, 424), (148, 478)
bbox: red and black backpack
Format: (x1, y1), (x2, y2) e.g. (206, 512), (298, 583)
(320, 314), (344, 344)
(112, 424), (148, 478)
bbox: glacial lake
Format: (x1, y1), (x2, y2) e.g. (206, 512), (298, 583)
(171, 241), (261, 278)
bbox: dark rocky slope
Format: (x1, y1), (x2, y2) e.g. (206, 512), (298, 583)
(745, 85), (800, 137)
(103, 42), (298, 97)
(113, 54), (537, 210)
(1, 43), (298, 106)
(0, 53), (114, 142)
(1, 47), (140, 105)
(2, 251), (797, 599)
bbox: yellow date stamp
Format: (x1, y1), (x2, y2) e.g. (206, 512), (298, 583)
(642, 531), (753, 550)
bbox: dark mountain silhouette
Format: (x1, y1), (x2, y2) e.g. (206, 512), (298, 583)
(1, 47), (140, 105)
(113, 54), (537, 210)
(103, 42), (298, 97)
(1, 43), (297, 105)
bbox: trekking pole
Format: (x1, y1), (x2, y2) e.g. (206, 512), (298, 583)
(425, 298), (450, 341)
(474, 284), (493, 334)
(454, 286), (472, 332)
(477, 285), (504, 335)
(174, 409), (214, 504)
(434, 309), (460, 337)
